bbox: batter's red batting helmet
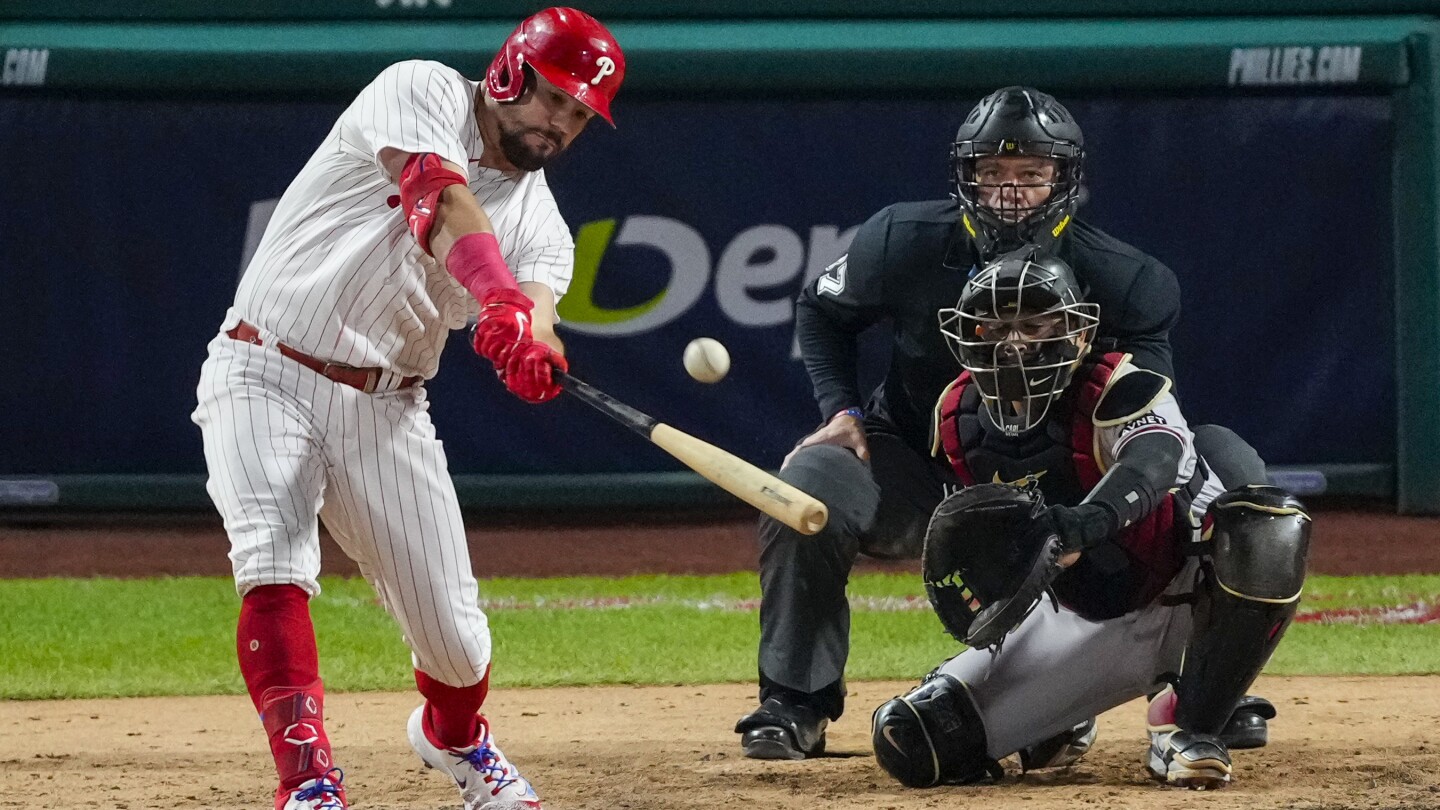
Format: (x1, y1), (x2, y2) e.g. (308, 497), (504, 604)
(486, 7), (625, 126)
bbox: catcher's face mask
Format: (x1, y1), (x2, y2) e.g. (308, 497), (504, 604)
(939, 253), (1099, 436)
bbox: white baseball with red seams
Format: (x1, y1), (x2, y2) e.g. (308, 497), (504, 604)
(192, 58), (572, 688)
(683, 337), (730, 383)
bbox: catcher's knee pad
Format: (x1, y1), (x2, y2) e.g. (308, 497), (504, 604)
(1177, 486), (1311, 733)
(1208, 485), (1310, 602)
(871, 674), (1000, 788)
(777, 444), (879, 536)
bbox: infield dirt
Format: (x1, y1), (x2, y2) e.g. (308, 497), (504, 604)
(3, 675), (1438, 810)
(4, 502), (1439, 808)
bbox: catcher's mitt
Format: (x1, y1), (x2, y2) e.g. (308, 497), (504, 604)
(922, 483), (1068, 650)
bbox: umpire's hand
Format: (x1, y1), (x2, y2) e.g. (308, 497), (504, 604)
(784, 410), (869, 467)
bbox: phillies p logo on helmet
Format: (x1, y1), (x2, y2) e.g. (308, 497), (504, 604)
(591, 56), (617, 85)
(487, 7), (627, 126)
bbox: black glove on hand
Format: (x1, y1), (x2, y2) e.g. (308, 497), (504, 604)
(1026, 503), (1118, 554)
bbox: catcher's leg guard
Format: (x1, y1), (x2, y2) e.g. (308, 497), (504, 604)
(871, 675), (1001, 788)
(1175, 486), (1311, 734)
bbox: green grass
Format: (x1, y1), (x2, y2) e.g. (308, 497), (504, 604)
(1294, 574), (1440, 608)
(0, 574), (1436, 700)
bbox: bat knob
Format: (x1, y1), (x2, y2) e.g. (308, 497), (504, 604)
(797, 504), (829, 536)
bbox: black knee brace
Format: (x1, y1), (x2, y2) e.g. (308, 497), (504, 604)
(1176, 486), (1311, 733)
(871, 674), (1001, 788)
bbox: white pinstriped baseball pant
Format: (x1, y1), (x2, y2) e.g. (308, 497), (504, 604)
(192, 326), (490, 687)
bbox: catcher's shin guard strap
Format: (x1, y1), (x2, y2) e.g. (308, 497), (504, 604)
(390, 152), (469, 255)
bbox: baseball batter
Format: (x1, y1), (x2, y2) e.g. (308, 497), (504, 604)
(870, 251), (1311, 790)
(189, 9), (624, 810)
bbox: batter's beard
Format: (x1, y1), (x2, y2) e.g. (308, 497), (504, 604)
(497, 125), (565, 172)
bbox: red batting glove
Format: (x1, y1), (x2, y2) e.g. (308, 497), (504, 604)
(501, 342), (568, 404)
(472, 288), (534, 369)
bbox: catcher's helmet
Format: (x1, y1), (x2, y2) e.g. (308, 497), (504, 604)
(486, 7), (625, 126)
(938, 248), (1099, 436)
(950, 87), (1084, 261)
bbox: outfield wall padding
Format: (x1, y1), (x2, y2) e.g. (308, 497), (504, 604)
(1, 14), (1436, 513)
(6, 1), (1440, 22)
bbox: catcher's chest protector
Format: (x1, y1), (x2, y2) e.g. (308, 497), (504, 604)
(937, 353), (1187, 619)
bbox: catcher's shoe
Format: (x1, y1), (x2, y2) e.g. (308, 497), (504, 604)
(1146, 685), (1231, 789)
(279, 769), (347, 810)
(735, 697), (828, 760)
(407, 706), (542, 810)
(1147, 728), (1232, 789)
(1018, 718), (1097, 771)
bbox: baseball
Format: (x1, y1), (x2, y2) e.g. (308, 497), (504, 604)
(683, 337), (730, 384)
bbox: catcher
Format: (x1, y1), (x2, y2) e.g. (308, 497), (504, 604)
(871, 249), (1311, 790)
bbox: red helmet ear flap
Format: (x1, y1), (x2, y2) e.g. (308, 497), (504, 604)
(486, 38), (527, 103)
(484, 7), (625, 126)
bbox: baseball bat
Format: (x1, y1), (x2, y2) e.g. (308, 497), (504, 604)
(555, 371), (829, 535)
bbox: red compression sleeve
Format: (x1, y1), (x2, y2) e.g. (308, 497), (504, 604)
(238, 584), (319, 712)
(239, 585), (335, 792)
(447, 232), (521, 302)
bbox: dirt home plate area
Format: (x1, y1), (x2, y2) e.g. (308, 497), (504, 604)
(2, 505), (1439, 809)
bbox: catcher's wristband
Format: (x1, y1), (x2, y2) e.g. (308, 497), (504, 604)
(833, 406), (865, 422)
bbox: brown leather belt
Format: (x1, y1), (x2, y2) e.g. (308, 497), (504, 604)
(225, 320), (420, 394)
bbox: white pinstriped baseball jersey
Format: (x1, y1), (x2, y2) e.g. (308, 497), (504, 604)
(234, 59), (575, 379)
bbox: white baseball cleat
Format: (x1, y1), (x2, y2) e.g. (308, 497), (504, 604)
(279, 769), (347, 809)
(1144, 683), (1231, 789)
(1147, 728), (1232, 790)
(407, 706), (542, 810)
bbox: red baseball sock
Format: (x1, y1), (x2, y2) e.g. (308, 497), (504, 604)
(239, 584), (336, 795)
(415, 667), (490, 749)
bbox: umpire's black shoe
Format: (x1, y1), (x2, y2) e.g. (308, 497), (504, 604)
(736, 697), (828, 759)
(1219, 695), (1276, 750)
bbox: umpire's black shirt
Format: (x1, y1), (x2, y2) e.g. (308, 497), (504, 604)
(795, 199), (1180, 455)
